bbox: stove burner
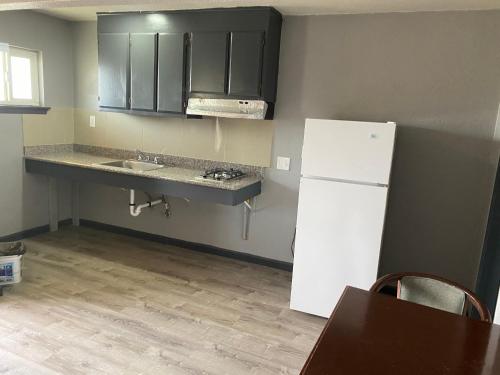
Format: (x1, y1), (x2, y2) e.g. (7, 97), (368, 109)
(202, 168), (245, 181)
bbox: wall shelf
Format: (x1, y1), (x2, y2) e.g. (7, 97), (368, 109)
(0, 106), (50, 115)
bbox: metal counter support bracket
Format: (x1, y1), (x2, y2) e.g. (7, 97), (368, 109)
(48, 177), (59, 232)
(72, 182), (80, 226)
(242, 197), (256, 240)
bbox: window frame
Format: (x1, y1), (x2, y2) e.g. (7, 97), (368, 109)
(0, 45), (8, 104)
(0, 44), (43, 107)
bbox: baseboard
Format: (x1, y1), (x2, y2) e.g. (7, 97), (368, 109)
(79, 219), (293, 272)
(0, 219), (72, 242)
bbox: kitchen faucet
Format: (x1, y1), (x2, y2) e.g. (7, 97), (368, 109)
(136, 150), (162, 164)
(136, 150), (149, 162)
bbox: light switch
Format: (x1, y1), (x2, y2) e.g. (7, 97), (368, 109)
(277, 156), (290, 171)
(89, 115), (96, 128)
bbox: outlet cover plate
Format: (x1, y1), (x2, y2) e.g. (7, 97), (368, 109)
(277, 156), (290, 171)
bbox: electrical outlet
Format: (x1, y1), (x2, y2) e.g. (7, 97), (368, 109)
(277, 156), (290, 171)
(89, 115), (96, 128)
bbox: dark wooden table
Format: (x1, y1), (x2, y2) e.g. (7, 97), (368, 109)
(301, 286), (500, 374)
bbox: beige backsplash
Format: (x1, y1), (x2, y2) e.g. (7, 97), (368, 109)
(23, 107), (75, 146)
(22, 107), (274, 167)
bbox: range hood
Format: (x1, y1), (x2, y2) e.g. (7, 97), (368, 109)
(186, 98), (268, 120)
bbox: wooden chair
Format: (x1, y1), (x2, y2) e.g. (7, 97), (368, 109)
(370, 272), (492, 322)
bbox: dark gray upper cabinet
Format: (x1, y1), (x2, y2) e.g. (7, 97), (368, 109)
(98, 33), (129, 109)
(228, 32), (264, 98)
(189, 32), (228, 96)
(97, 7), (282, 119)
(130, 33), (157, 111)
(157, 33), (186, 114)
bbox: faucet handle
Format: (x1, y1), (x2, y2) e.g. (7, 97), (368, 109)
(136, 149), (145, 161)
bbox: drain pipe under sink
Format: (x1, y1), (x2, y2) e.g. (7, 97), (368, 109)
(129, 189), (163, 217)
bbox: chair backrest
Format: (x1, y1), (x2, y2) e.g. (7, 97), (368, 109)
(370, 272), (492, 323)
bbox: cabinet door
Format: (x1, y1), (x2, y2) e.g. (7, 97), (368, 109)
(98, 33), (129, 109)
(130, 33), (157, 111)
(157, 33), (186, 114)
(228, 31), (264, 97)
(189, 32), (228, 95)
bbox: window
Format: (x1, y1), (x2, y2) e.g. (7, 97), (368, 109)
(0, 43), (42, 106)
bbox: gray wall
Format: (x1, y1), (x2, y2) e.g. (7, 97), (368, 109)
(73, 21), (98, 110)
(0, 11), (74, 237)
(275, 12), (500, 290)
(0, 11), (75, 107)
(77, 11), (500, 289)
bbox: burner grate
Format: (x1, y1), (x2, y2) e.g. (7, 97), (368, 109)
(202, 168), (245, 181)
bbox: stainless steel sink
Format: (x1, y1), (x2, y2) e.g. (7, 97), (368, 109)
(100, 160), (165, 172)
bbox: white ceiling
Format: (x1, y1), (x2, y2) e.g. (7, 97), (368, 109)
(1, 0), (500, 21)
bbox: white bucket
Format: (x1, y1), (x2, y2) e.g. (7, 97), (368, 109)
(0, 254), (22, 286)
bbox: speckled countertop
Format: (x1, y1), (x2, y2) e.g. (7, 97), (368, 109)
(24, 148), (262, 191)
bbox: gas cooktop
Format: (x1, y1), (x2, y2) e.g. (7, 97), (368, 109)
(201, 168), (246, 181)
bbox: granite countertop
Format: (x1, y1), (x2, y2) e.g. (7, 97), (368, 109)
(24, 151), (262, 191)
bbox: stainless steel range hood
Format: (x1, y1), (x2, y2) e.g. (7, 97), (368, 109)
(186, 98), (268, 120)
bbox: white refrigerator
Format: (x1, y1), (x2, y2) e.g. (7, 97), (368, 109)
(290, 119), (397, 318)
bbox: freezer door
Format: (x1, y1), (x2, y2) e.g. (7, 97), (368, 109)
(301, 119), (396, 185)
(290, 177), (388, 317)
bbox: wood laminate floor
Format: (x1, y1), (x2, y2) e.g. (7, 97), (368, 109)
(0, 226), (325, 375)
